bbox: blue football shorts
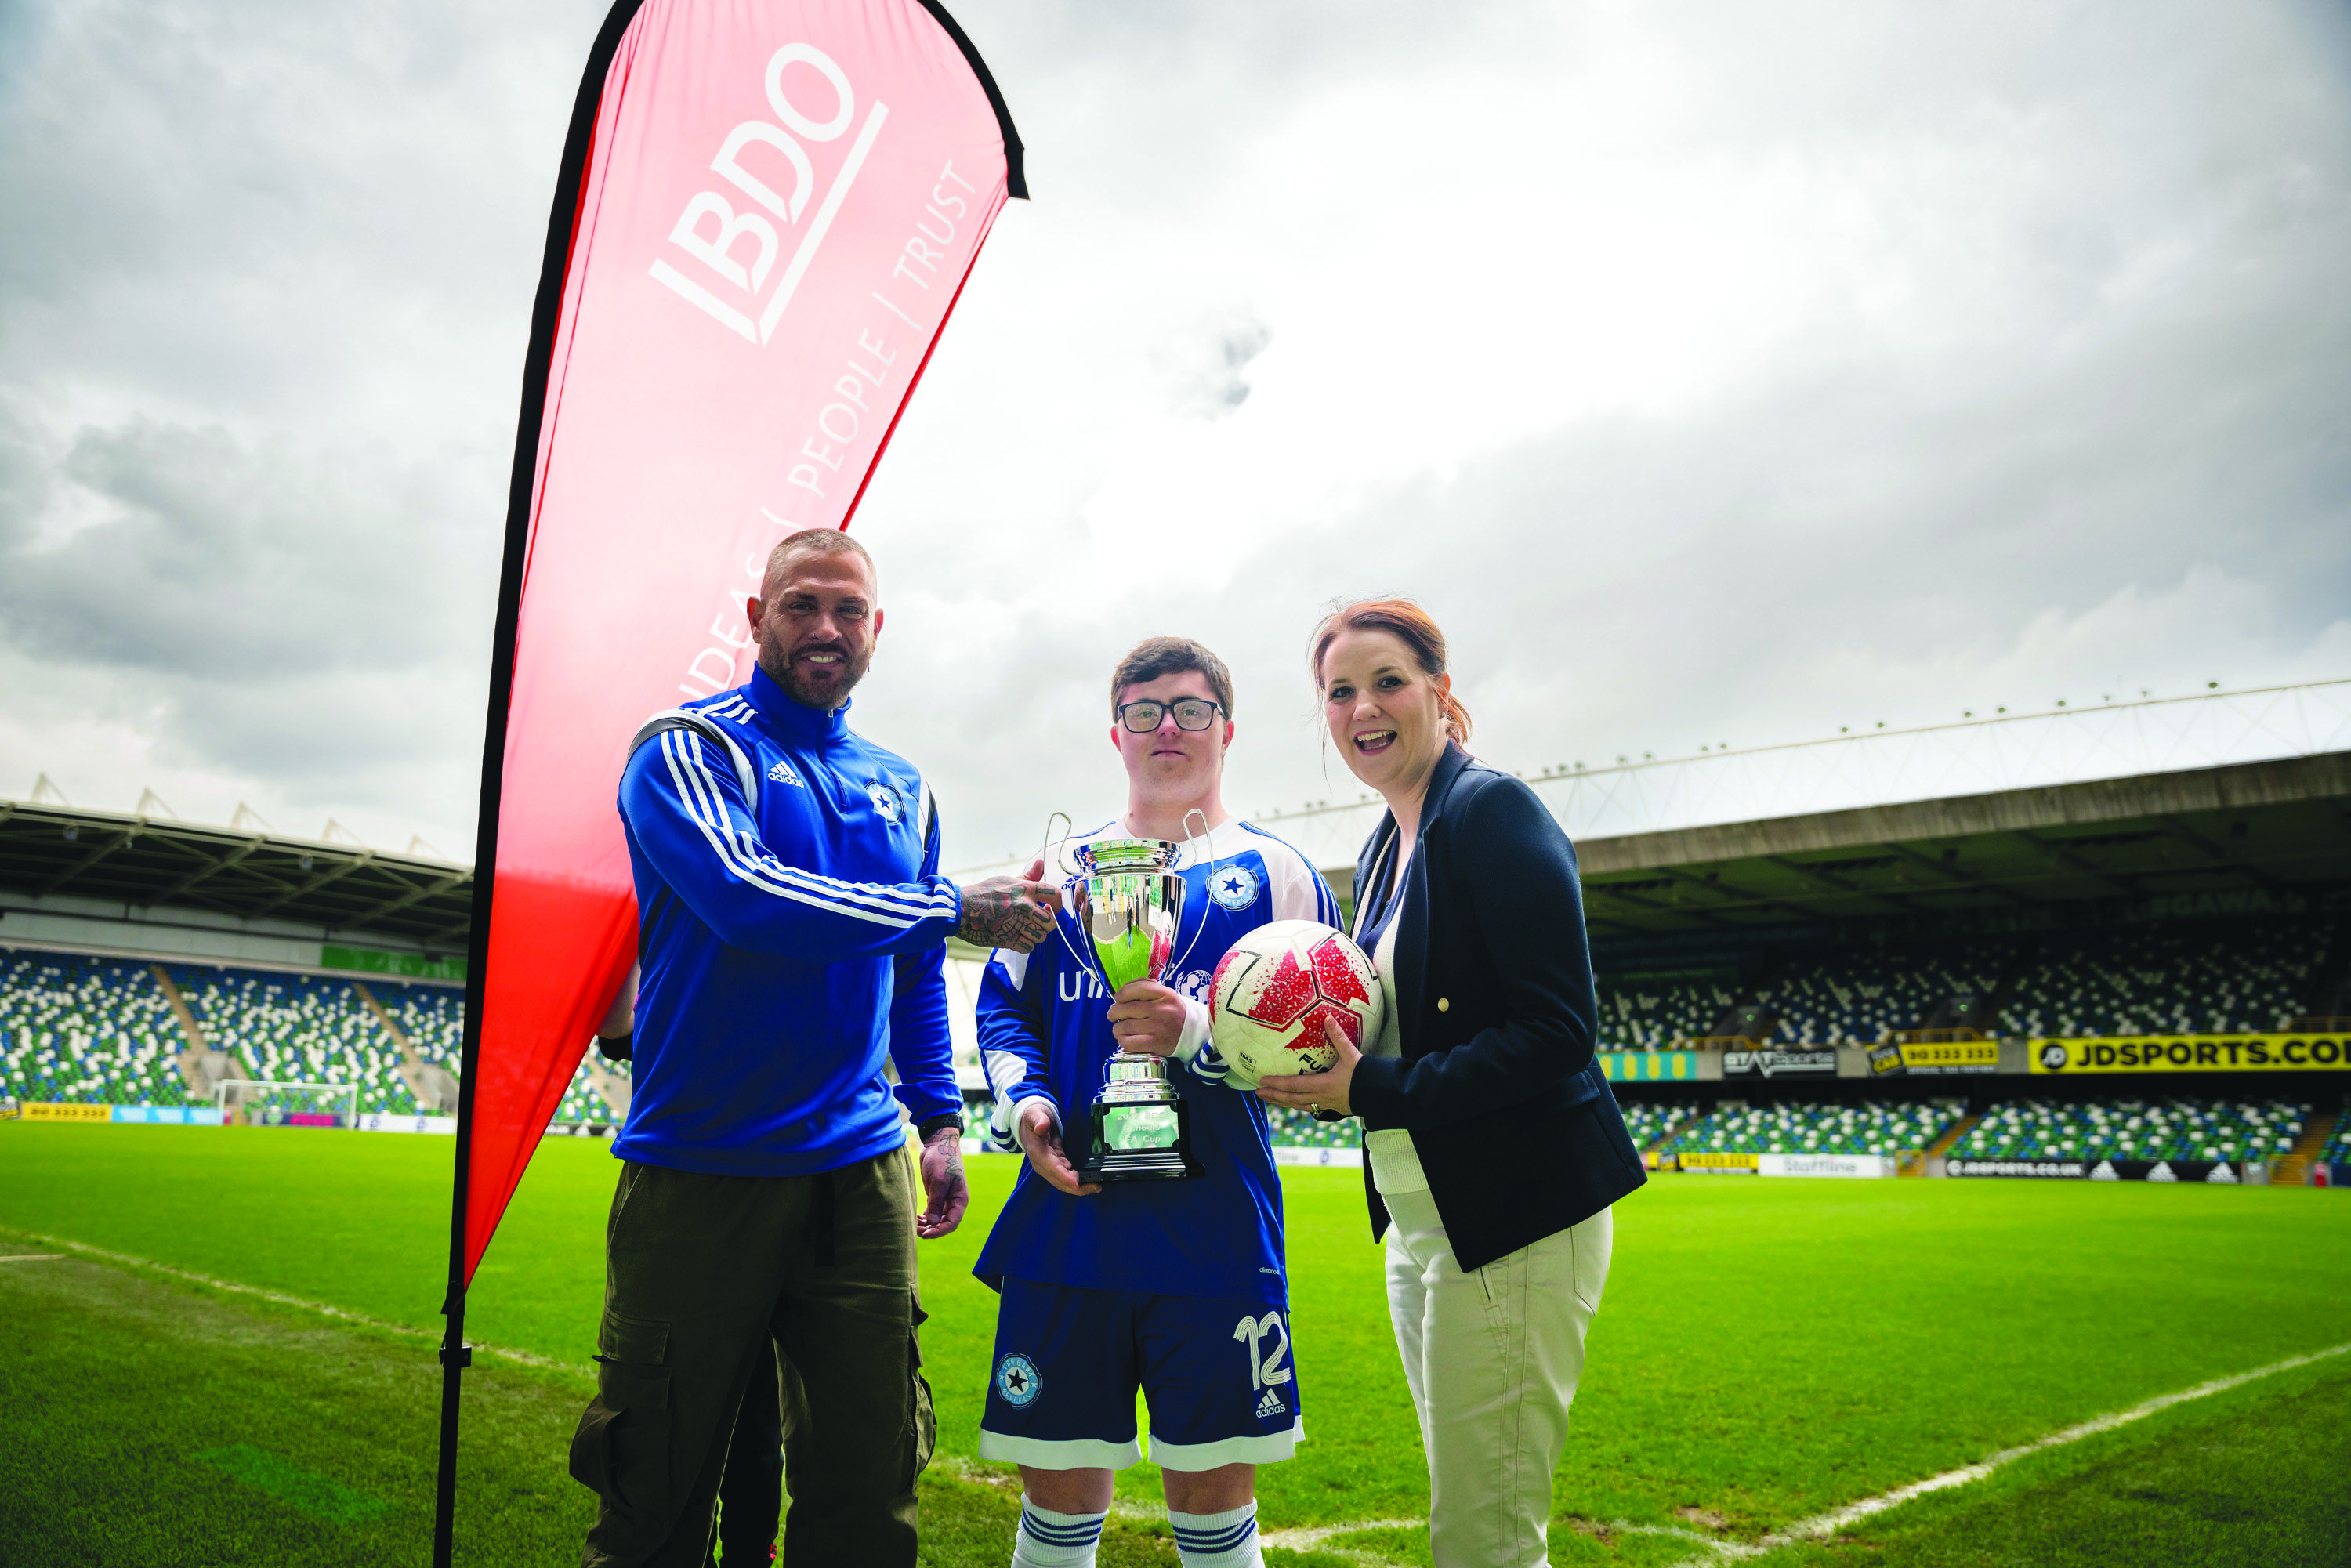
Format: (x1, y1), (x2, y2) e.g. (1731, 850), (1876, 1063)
(974, 1278), (1304, 1472)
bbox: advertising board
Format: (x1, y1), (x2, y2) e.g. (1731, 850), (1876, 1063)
(1947, 1157), (2255, 1182)
(109, 1106), (223, 1126)
(1758, 1153), (1894, 1178)
(2030, 1034), (2350, 1074)
(24, 1103), (111, 1123)
(1869, 1040), (2000, 1077)
(357, 1114), (459, 1135)
(1599, 1050), (1702, 1083)
(1677, 1151), (1760, 1173)
(1722, 1050), (1838, 1079)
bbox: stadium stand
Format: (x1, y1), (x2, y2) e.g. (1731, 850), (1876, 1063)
(1265, 1106), (1362, 1150)
(551, 1053), (622, 1126)
(1997, 922), (2327, 1039)
(166, 962), (422, 1117)
(1596, 970), (1737, 1050)
(1762, 940), (2009, 1047)
(1660, 1100), (1957, 1159)
(1, 948), (191, 1106)
(1949, 1098), (2309, 1163)
(2324, 1120), (2351, 1173)
(1603, 919), (2330, 1049)
(1615, 1098), (1682, 1152)
(382, 981), (464, 1067)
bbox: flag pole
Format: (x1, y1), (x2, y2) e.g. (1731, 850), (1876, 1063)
(429, 5), (649, 1562)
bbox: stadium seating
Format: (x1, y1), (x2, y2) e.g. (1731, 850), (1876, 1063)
(1659, 1100), (1956, 1158)
(1949, 1098), (2308, 1163)
(166, 963), (420, 1117)
(1265, 1105), (1361, 1150)
(1596, 971), (1735, 1050)
(2322, 1119), (2351, 1173)
(1619, 920), (2327, 1048)
(0, 949), (192, 1106)
(1762, 941), (2009, 1047)
(550, 1053), (622, 1126)
(1616, 1099), (1684, 1152)
(1998, 922), (2326, 1039)
(382, 981), (465, 1067)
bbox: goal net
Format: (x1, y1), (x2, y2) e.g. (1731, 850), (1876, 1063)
(214, 1079), (361, 1128)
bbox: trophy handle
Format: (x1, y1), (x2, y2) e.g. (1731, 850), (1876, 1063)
(1167, 807), (1220, 981)
(1040, 810), (1112, 998)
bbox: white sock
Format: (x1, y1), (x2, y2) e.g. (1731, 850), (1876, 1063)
(1170, 1502), (1263, 1568)
(1011, 1496), (1106, 1568)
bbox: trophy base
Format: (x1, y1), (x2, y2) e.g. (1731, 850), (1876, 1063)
(1077, 1146), (1204, 1183)
(1076, 1093), (1203, 1184)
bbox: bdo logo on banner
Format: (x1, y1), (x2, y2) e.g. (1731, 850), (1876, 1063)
(650, 44), (886, 346)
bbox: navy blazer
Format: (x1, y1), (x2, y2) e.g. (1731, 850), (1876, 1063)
(1347, 742), (1646, 1272)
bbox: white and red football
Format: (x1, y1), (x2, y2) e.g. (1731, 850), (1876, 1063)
(1208, 920), (1385, 1085)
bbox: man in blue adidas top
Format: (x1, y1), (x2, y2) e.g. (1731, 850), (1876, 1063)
(574, 530), (1058, 1568)
(973, 636), (1339, 1568)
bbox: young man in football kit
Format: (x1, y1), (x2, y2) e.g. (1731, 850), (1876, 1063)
(972, 636), (1340, 1568)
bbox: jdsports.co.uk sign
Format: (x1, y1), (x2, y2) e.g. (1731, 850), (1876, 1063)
(2030, 1035), (2351, 1074)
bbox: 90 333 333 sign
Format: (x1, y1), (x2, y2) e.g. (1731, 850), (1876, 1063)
(1676, 1151), (1760, 1173)
(2030, 1034), (2351, 1074)
(24, 1103), (111, 1123)
(1869, 1040), (2000, 1076)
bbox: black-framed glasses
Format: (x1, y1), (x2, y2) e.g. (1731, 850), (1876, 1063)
(1116, 698), (1223, 733)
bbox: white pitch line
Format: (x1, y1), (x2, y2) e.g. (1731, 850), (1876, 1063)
(0, 1229), (583, 1374)
(0, 1253), (67, 1263)
(1260, 1518), (1422, 1555)
(1656, 1340), (2351, 1566)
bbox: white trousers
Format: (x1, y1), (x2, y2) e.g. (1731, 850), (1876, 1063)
(1382, 1189), (1610, 1568)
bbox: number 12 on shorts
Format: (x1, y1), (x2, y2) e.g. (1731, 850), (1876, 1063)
(1233, 1309), (1293, 1390)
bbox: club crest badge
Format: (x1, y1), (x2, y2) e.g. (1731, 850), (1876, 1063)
(867, 780), (904, 824)
(1208, 863), (1259, 911)
(994, 1352), (1041, 1408)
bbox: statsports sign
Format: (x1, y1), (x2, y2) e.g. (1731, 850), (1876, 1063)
(2030, 1034), (2351, 1074)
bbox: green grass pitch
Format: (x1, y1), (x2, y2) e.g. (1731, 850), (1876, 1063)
(2, 1121), (2347, 1566)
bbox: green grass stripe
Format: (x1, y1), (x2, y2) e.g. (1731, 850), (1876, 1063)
(196, 1444), (392, 1525)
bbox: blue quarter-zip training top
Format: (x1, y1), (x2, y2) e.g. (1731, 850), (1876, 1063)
(614, 664), (962, 1177)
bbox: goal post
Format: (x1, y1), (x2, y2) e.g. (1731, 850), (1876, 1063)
(213, 1079), (362, 1128)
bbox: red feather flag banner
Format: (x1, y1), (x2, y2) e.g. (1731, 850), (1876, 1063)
(433, 2), (1022, 1558)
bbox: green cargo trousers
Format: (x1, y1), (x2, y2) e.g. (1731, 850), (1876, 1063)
(570, 1146), (936, 1567)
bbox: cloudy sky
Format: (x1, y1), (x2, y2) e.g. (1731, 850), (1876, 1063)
(2, 0), (2346, 872)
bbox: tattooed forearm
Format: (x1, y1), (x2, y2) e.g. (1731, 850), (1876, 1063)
(955, 875), (1058, 952)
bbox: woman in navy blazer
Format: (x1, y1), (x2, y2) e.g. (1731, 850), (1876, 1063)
(1258, 599), (1644, 1568)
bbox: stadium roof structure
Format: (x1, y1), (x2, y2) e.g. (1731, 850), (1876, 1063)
(0, 796), (473, 952)
(1222, 682), (2351, 942)
(1565, 750), (2351, 936)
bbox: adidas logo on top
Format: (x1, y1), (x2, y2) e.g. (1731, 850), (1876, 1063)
(1255, 1388), (1286, 1418)
(766, 759), (803, 787)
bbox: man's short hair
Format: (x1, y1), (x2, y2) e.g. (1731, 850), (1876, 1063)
(1110, 636), (1235, 718)
(763, 528), (876, 597)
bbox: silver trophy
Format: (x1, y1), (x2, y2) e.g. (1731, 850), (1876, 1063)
(1058, 829), (1208, 1183)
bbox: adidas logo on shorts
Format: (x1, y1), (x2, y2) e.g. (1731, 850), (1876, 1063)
(1255, 1387), (1286, 1418)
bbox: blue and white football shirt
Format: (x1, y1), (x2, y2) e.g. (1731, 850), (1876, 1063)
(973, 818), (1339, 1305)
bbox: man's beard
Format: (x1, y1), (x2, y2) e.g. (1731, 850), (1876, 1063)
(763, 639), (872, 709)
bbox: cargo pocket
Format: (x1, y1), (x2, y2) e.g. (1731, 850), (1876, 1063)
(904, 1291), (936, 1488)
(574, 1310), (675, 1552)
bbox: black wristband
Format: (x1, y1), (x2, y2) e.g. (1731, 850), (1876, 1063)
(916, 1114), (962, 1142)
(595, 1031), (633, 1065)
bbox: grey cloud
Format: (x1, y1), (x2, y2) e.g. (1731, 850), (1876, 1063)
(0, 416), (487, 679)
